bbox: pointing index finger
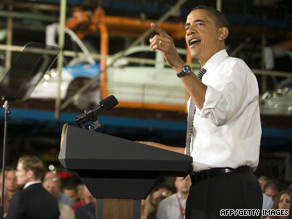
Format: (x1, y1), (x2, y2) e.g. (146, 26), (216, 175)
(151, 23), (169, 38)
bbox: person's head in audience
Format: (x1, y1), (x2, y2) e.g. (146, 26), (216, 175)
(174, 175), (192, 199)
(43, 177), (61, 198)
(16, 155), (44, 186)
(4, 167), (20, 195)
(270, 189), (291, 219)
(258, 175), (269, 192)
(44, 171), (60, 180)
(62, 181), (80, 204)
(142, 182), (173, 218)
(150, 183), (172, 208)
(264, 179), (280, 201)
(278, 190), (291, 210)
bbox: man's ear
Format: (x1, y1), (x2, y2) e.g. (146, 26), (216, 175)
(218, 27), (229, 41)
(27, 170), (34, 179)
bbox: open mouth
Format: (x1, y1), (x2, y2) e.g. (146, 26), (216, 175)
(189, 38), (201, 47)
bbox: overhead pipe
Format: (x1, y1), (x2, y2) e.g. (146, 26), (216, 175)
(60, 0), (188, 110)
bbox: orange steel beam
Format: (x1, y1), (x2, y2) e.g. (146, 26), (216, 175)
(272, 40), (292, 50)
(97, 22), (109, 98)
(66, 8), (186, 40)
(88, 8), (110, 98)
(66, 8), (191, 112)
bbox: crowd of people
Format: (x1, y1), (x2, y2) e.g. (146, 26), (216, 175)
(0, 155), (291, 219)
(0, 155), (95, 219)
(259, 176), (292, 219)
(0, 156), (193, 219)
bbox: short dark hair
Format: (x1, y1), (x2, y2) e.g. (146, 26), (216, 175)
(192, 5), (229, 30)
(264, 179), (280, 193)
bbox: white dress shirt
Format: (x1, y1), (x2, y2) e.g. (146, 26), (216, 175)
(188, 49), (261, 172)
(156, 192), (187, 219)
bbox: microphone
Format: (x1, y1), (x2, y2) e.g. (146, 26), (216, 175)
(75, 95), (119, 127)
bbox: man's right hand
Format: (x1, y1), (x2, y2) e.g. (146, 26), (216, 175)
(149, 23), (185, 72)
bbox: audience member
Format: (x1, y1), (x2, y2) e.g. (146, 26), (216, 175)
(259, 176), (270, 192)
(62, 180), (80, 204)
(264, 179), (281, 201)
(156, 176), (192, 219)
(141, 183), (173, 219)
(43, 177), (75, 219)
(44, 171), (59, 180)
(2, 167), (20, 215)
(72, 185), (93, 212)
(266, 189), (291, 219)
(62, 174), (83, 206)
(263, 193), (274, 210)
(44, 171), (73, 206)
(5, 155), (59, 219)
(76, 183), (84, 201)
(262, 193), (274, 219)
(260, 176), (274, 219)
(75, 187), (96, 219)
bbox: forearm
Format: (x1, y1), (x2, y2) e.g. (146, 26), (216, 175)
(180, 73), (207, 110)
(138, 141), (185, 154)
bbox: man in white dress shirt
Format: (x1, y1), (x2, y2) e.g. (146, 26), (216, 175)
(156, 176), (192, 219)
(144, 5), (262, 218)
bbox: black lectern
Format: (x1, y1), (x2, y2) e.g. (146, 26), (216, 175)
(59, 124), (193, 218)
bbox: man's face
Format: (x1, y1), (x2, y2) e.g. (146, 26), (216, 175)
(175, 176), (192, 195)
(264, 187), (278, 201)
(16, 162), (30, 186)
(43, 179), (60, 198)
(258, 179), (267, 192)
(185, 9), (225, 66)
(63, 189), (78, 203)
(5, 170), (19, 192)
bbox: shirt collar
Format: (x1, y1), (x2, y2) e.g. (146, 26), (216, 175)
(203, 49), (228, 71)
(177, 192), (187, 201)
(23, 181), (41, 189)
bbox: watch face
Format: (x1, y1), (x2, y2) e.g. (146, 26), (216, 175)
(183, 65), (192, 74)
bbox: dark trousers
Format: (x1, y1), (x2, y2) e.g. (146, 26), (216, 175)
(186, 171), (263, 219)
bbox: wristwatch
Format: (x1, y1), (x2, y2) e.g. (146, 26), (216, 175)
(177, 64), (193, 78)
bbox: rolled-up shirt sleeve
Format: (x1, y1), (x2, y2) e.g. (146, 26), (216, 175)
(197, 59), (254, 126)
(190, 49), (261, 172)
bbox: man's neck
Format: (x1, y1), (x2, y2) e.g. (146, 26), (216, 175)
(179, 191), (189, 200)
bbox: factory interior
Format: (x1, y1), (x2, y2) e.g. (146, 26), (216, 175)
(0, 0), (291, 188)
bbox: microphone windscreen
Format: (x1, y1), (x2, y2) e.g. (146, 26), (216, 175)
(101, 95), (119, 111)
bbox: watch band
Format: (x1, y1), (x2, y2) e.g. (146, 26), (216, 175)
(177, 64), (192, 78)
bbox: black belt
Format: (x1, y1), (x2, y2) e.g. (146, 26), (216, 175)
(190, 166), (252, 183)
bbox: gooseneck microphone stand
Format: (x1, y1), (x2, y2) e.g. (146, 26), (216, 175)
(0, 100), (9, 219)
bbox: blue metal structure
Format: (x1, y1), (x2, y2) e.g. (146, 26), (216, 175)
(0, 107), (291, 150)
